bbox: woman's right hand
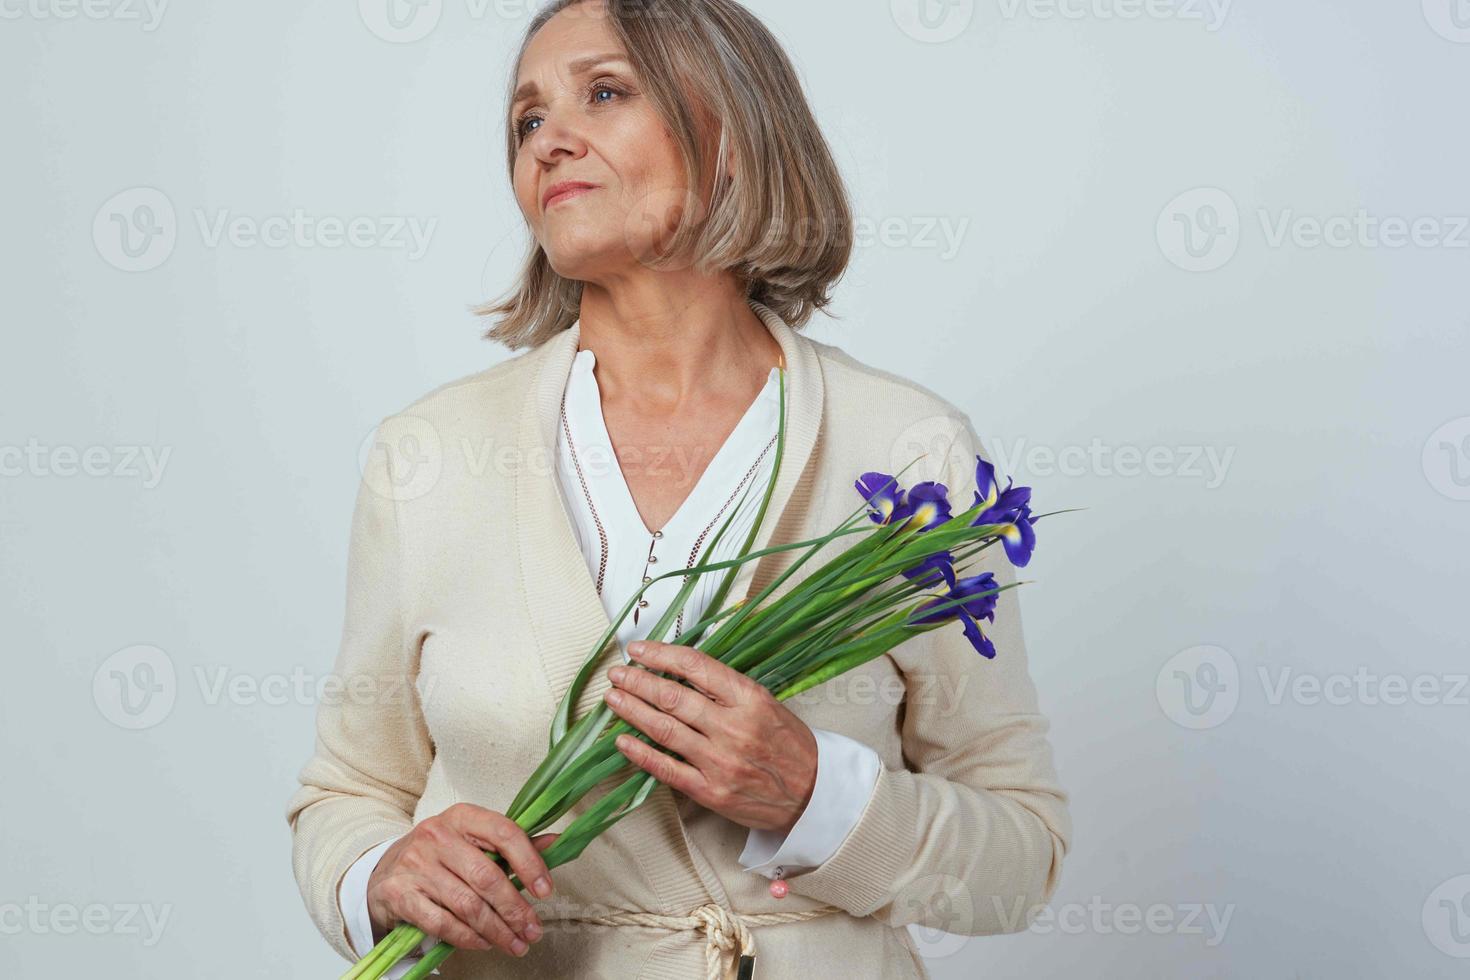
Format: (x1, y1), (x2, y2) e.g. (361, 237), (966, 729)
(366, 803), (560, 957)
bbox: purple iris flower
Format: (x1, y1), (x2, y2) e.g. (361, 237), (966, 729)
(995, 501), (1037, 568)
(970, 456), (1037, 567)
(855, 471), (909, 525)
(902, 550), (958, 590)
(905, 481), (952, 531)
(854, 473), (952, 531)
(908, 571), (1001, 658)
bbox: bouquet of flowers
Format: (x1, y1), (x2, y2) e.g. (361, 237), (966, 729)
(341, 365), (1060, 979)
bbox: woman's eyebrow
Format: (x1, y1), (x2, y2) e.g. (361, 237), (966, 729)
(513, 54), (630, 108)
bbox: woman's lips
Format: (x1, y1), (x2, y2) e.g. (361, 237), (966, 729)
(545, 185), (597, 209)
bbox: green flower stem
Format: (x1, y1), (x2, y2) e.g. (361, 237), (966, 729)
(337, 923), (407, 980)
(349, 922), (428, 980)
(398, 942), (453, 980)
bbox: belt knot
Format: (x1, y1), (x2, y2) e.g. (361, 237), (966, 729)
(554, 899), (843, 980)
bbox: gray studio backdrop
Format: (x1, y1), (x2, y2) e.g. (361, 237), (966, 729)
(3, 0), (1467, 977)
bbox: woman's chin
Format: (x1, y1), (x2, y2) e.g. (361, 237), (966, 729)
(543, 242), (627, 282)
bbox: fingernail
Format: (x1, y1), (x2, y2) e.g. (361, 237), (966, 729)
(608, 666), (625, 683)
(524, 922), (542, 941)
(534, 875), (553, 897)
(512, 938), (529, 955)
(628, 641), (645, 657)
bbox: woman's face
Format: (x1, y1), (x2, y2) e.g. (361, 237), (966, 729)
(511, 3), (698, 282)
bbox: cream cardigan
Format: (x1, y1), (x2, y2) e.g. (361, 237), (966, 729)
(286, 299), (1072, 979)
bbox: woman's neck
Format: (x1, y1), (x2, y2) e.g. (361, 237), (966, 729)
(573, 280), (782, 414)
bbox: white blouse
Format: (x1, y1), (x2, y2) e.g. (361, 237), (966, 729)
(338, 347), (881, 966)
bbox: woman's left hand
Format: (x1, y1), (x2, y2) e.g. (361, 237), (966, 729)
(603, 639), (817, 835)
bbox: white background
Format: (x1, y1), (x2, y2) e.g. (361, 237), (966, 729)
(2, 0), (1468, 976)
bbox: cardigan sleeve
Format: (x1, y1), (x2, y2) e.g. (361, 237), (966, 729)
(284, 417), (436, 962)
(783, 413), (1071, 935)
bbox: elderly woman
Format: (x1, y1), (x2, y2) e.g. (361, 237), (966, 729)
(286, 0), (1070, 977)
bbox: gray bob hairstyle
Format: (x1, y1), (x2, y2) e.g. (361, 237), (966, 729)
(474, 0), (854, 350)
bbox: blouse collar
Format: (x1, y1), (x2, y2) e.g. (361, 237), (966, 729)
(560, 347), (779, 540)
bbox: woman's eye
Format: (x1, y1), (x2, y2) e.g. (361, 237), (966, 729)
(515, 83), (621, 144)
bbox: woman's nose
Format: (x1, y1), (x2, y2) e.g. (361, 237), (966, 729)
(529, 111), (589, 164)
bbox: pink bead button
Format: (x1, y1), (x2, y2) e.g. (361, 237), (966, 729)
(769, 878), (789, 898)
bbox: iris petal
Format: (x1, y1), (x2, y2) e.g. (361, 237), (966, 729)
(855, 472), (906, 525)
(905, 481), (952, 531)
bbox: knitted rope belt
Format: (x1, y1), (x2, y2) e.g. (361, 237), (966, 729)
(558, 901), (844, 980)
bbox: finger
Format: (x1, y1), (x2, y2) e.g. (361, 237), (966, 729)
(626, 640), (749, 706)
(437, 835), (543, 943)
(608, 664), (723, 740)
(399, 885), (496, 954)
(605, 681), (712, 759)
(455, 808), (557, 903)
(614, 730), (710, 799)
(422, 860), (528, 956)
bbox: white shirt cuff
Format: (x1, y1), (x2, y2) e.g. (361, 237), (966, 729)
(339, 835), (435, 975)
(738, 728), (882, 879)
